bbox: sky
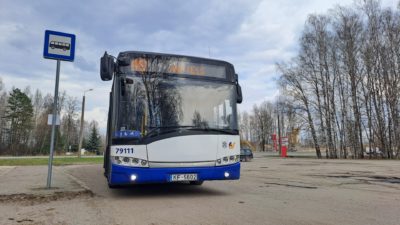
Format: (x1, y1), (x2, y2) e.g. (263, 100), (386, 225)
(0, 0), (397, 133)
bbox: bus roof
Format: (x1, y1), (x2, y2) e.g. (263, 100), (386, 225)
(118, 51), (234, 69)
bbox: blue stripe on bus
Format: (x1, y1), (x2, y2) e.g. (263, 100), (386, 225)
(109, 163), (240, 185)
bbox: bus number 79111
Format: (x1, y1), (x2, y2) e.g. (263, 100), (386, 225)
(115, 148), (134, 155)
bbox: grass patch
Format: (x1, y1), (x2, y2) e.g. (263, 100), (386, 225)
(0, 157), (103, 166)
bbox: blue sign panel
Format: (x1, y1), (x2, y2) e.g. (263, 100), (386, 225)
(114, 130), (142, 139)
(43, 30), (76, 61)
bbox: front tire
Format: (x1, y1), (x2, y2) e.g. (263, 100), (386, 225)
(108, 182), (120, 189)
(106, 152), (117, 188)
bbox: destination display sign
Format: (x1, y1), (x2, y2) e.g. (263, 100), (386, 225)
(130, 58), (226, 78)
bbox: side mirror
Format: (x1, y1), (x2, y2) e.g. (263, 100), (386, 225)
(236, 84), (243, 104)
(100, 51), (115, 81)
(234, 74), (243, 104)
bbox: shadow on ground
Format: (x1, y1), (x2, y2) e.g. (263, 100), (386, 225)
(108, 182), (230, 199)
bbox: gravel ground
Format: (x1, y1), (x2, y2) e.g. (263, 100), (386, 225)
(1, 155), (399, 225)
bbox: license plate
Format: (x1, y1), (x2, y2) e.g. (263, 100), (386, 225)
(170, 174), (198, 182)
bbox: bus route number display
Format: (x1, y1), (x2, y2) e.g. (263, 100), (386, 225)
(131, 58), (226, 78)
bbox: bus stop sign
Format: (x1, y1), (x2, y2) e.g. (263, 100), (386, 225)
(43, 29), (76, 189)
(43, 30), (75, 61)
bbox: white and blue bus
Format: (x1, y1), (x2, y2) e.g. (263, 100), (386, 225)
(100, 51), (243, 188)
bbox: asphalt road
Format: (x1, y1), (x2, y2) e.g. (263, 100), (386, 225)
(1, 155), (400, 225)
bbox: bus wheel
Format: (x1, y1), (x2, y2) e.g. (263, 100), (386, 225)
(107, 173), (120, 188)
(190, 181), (204, 185)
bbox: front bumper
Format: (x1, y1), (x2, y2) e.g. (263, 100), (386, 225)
(109, 162), (240, 185)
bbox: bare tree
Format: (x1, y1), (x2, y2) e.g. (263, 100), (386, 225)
(277, 0), (400, 159)
(61, 96), (79, 152)
(0, 78), (8, 152)
(252, 102), (274, 151)
(278, 63), (322, 158)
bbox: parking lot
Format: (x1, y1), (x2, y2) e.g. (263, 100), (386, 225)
(1, 154), (399, 225)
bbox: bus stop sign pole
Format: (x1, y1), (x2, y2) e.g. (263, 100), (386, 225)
(47, 60), (60, 188)
(43, 30), (76, 188)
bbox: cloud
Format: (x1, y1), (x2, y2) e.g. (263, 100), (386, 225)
(84, 106), (108, 133)
(0, 0), (396, 133)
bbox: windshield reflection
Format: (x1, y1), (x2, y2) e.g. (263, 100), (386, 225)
(115, 74), (237, 138)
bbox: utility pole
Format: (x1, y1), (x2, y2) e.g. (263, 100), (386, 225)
(78, 89), (93, 158)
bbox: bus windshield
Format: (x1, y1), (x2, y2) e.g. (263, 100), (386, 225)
(114, 74), (238, 139)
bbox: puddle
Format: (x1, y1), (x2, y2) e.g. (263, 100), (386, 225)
(368, 176), (400, 184)
(311, 173), (400, 184)
(283, 162), (324, 166)
(264, 182), (317, 189)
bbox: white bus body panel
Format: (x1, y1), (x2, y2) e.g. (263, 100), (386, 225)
(147, 135), (240, 162)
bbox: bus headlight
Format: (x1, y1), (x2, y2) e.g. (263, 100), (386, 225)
(112, 156), (148, 167)
(216, 155), (240, 166)
(140, 160), (148, 166)
(132, 158), (139, 165)
(114, 156), (122, 164)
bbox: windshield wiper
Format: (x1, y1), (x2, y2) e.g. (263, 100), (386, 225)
(187, 127), (237, 135)
(144, 126), (238, 138)
(145, 126), (198, 137)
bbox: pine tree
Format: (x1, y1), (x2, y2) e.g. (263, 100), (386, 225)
(4, 88), (34, 154)
(86, 122), (101, 153)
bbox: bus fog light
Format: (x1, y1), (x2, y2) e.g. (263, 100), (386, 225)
(223, 157), (228, 162)
(224, 172), (230, 178)
(229, 156), (234, 161)
(217, 159), (221, 164)
(130, 174), (137, 181)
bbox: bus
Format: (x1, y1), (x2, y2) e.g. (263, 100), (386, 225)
(100, 51), (243, 188)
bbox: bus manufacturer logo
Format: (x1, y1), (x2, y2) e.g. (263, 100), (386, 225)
(222, 141), (227, 149)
